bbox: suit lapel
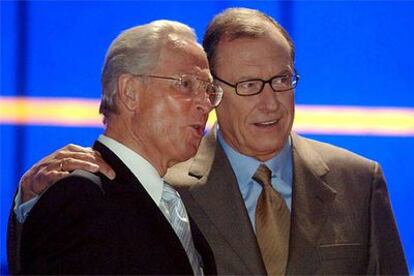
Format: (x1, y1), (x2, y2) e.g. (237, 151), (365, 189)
(164, 123), (217, 187)
(93, 141), (192, 271)
(176, 126), (265, 274)
(167, 130), (340, 274)
(189, 216), (217, 275)
(287, 133), (337, 274)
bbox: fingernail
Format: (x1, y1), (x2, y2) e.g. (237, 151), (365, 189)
(109, 171), (116, 180)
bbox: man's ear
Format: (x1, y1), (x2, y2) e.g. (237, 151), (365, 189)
(117, 74), (142, 111)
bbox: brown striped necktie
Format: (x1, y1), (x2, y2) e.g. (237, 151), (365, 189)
(253, 164), (290, 275)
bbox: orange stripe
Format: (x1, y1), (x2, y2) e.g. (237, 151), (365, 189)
(294, 104), (414, 136)
(1, 96), (413, 136)
(0, 96), (102, 127)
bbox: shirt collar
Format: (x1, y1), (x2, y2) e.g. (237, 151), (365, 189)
(98, 135), (164, 206)
(217, 129), (292, 183)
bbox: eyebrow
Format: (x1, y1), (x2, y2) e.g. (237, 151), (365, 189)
(191, 73), (213, 83)
(236, 69), (294, 82)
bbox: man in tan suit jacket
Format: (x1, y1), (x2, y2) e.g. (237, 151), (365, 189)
(165, 125), (407, 274)
(9, 7), (408, 275)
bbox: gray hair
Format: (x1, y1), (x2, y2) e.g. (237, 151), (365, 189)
(99, 20), (197, 118)
(203, 7), (295, 72)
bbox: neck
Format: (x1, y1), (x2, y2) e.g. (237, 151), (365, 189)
(219, 130), (280, 162)
(104, 117), (169, 177)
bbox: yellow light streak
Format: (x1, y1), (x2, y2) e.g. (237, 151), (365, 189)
(294, 105), (414, 136)
(0, 97), (102, 127)
(1, 97), (413, 136)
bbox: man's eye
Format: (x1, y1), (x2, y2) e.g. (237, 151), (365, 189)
(205, 84), (215, 94)
(179, 78), (193, 91)
(273, 75), (290, 85)
(239, 81), (260, 89)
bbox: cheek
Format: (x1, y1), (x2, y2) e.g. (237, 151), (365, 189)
(163, 98), (194, 139)
(283, 96), (295, 130)
(281, 93), (295, 114)
(155, 95), (190, 123)
(217, 97), (252, 138)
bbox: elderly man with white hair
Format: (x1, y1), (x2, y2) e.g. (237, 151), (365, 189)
(10, 20), (222, 275)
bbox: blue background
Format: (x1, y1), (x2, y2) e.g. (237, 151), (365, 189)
(1, 1), (413, 274)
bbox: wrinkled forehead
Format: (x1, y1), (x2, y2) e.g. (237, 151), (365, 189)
(157, 37), (211, 79)
(215, 29), (292, 70)
(214, 25), (293, 68)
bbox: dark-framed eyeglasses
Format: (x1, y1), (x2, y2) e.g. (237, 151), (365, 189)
(212, 71), (299, 96)
(132, 74), (224, 107)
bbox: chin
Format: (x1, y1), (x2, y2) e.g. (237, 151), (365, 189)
(257, 142), (285, 157)
(177, 146), (198, 162)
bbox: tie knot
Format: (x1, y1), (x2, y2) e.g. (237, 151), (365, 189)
(252, 164), (272, 187)
(162, 183), (180, 203)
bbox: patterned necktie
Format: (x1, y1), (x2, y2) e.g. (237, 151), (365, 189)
(253, 164), (290, 275)
(162, 183), (203, 276)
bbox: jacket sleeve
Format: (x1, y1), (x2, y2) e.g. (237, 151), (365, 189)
(19, 172), (111, 274)
(367, 163), (408, 275)
(7, 188), (23, 275)
(13, 184), (40, 223)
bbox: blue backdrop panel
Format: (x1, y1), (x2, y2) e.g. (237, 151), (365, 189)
(293, 1), (414, 107)
(1, 1), (413, 274)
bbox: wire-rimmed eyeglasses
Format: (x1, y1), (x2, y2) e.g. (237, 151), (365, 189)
(212, 71), (299, 96)
(132, 74), (223, 107)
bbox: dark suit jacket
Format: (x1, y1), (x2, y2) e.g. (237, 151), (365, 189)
(11, 141), (216, 275)
(165, 126), (408, 275)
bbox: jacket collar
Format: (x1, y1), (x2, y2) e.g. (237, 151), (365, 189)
(165, 129), (338, 274)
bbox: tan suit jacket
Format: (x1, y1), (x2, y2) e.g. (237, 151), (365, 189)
(165, 126), (408, 275)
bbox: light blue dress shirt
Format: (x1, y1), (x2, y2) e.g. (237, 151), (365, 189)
(14, 185), (38, 223)
(217, 130), (293, 232)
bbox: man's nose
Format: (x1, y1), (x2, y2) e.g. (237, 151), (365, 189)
(260, 83), (280, 111)
(194, 90), (213, 114)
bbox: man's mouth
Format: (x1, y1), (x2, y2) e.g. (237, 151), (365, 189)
(253, 119), (279, 127)
(190, 123), (205, 137)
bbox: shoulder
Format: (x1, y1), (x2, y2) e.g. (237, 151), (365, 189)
(292, 133), (386, 199)
(19, 170), (115, 274)
(166, 128), (218, 187)
(24, 169), (108, 226)
(292, 133), (378, 171)
(42, 169), (105, 202)
(291, 133), (386, 192)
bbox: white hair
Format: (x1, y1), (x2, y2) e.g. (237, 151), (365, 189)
(99, 20), (197, 118)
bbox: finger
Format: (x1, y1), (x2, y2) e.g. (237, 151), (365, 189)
(55, 151), (102, 165)
(58, 156), (115, 180)
(20, 166), (39, 186)
(94, 156), (116, 180)
(64, 144), (94, 153)
(74, 150), (116, 179)
(53, 151), (108, 175)
(34, 144), (91, 165)
(19, 144), (98, 203)
(36, 146), (101, 172)
(20, 169), (42, 203)
(57, 158), (100, 173)
(30, 169), (70, 195)
(21, 169), (69, 203)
